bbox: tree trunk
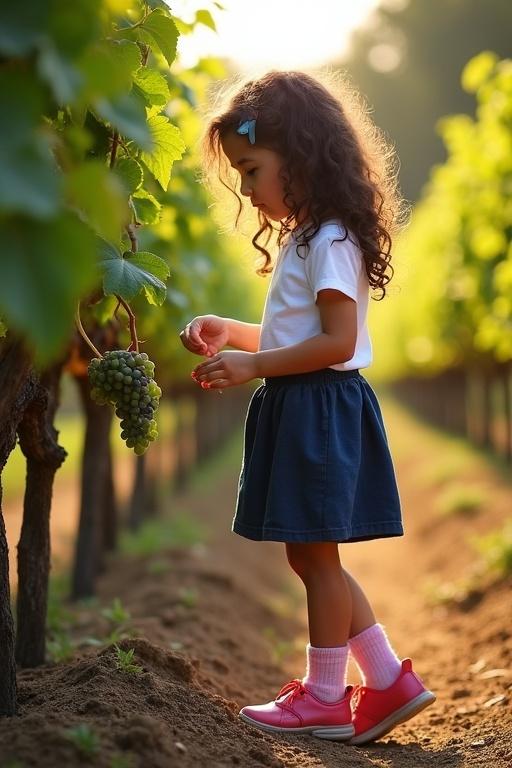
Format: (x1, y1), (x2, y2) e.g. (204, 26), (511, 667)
(0, 337), (37, 716)
(128, 453), (147, 531)
(102, 445), (118, 552)
(16, 365), (67, 667)
(71, 376), (112, 600)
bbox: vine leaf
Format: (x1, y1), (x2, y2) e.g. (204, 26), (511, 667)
(115, 157), (144, 195)
(0, 71), (60, 218)
(138, 10), (179, 68)
(0, 214), (97, 363)
(131, 188), (162, 224)
(133, 68), (171, 107)
(96, 91), (153, 150)
(195, 10), (216, 31)
(140, 115), (186, 189)
(99, 240), (170, 305)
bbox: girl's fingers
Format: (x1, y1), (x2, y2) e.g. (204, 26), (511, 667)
(203, 377), (228, 390)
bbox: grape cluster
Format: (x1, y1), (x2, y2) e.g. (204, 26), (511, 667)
(88, 350), (161, 455)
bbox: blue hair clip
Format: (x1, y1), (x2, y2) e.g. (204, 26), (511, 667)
(236, 118), (256, 145)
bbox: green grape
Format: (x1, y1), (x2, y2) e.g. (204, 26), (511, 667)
(87, 349), (161, 455)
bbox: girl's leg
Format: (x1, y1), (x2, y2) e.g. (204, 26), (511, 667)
(343, 568), (402, 689)
(286, 541), (351, 702)
(344, 569), (376, 638)
(286, 541), (351, 646)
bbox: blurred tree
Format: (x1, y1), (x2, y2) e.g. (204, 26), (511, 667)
(342, 0), (512, 200)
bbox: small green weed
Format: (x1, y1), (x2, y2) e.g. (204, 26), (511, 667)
(114, 644), (144, 675)
(177, 587), (199, 608)
(262, 627), (295, 664)
(47, 632), (75, 663)
(110, 754), (136, 768)
(472, 521), (512, 578)
(64, 723), (100, 757)
(120, 515), (205, 557)
(422, 576), (476, 606)
(146, 558), (170, 575)
(417, 455), (471, 488)
(101, 597), (131, 625)
(435, 483), (485, 517)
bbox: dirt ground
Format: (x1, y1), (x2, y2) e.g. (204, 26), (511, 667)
(0, 394), (511, 768)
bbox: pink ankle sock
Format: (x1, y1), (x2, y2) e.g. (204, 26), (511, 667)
(348, 623), (402, 689)
(302, 643), (348, 703)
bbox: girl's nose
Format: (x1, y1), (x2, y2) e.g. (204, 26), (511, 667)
(240, 178), (252, 197)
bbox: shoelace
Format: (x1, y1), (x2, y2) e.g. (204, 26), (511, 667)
(350, 684), (366, 709)
(275, 678), (306, 704)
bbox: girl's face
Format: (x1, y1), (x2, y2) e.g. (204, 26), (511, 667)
(221, 132), (291, 222)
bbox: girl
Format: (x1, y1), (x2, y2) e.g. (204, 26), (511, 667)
(180, 71), (435, 745)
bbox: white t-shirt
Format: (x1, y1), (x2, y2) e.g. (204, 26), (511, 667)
(258, 219), (372, 371)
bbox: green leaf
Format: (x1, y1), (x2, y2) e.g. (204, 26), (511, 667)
(47, 0), (101, 58)
(140, 115), (186, 189)
(80, 40), (141, 100)
(462, 51), (499, 94)
(172, 18), (194, 35)
(138, 9), (179, 68)
(38, 41), (83, 104)
(110, 38), (142, 74)
(0, 71), (60, 218)
(99, 243), (170, 305)
(0, 1), (49, 56)
(115, 157), (144, 195)
(66, 161), (128, 241)
(145, 0), (169, 9)
(0, 71), (44, 143)
(90, 294), (119, 325)
(0, 317), (7, 338)
(133, 68), (171, 106)
(132, 188), (162, 225)
(95, 92), (153, 150)
(0, 140), (61, 219)
(0, 214), (97, 363)
(195, 9), (216, 31)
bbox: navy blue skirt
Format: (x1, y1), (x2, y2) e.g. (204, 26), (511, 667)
(233, 368), (403, 543)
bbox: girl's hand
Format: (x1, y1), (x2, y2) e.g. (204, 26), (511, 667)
(192, 351), (259, 390)
(179, 315), (229, 357)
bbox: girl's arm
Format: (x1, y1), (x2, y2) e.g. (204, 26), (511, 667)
(226, 318), (261, 353)
(254, 290), (356, 377)
(192, 292), (356, 387)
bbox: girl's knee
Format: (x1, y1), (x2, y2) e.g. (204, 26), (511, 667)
(285, 542), (340, 580)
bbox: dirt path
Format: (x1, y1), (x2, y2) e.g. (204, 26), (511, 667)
(1, 394), (510, 768)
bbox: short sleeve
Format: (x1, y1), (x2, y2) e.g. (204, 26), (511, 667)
(304, 232), (363, 302)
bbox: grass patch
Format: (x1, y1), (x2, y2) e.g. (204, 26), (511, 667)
(434, 483), (486, 517)
(472, 520), (512, 578)
(119, 514), (207, 556)
(262, 627), (297, 665)
(423, 520), (512, 606)
(187, 426), (244, 493)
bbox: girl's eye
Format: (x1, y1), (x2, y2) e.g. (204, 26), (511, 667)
(247, 168), (257, 176)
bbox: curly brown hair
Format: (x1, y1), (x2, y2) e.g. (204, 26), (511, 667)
(204, 70), (405, 299)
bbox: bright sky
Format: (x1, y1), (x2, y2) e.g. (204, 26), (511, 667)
(172, 0), (380, 71)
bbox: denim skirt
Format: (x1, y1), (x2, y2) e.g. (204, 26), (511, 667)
(233, 368), (403, 543)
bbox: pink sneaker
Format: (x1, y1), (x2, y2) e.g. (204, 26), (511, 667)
(239, 678), (355, 741)
(350, 658), (436, 745)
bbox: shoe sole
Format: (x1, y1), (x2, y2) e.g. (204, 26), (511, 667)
(239, 711), (355, 741)
(349, 690), (436, 746)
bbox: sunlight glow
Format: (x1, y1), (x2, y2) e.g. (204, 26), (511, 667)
(172, 0), (380, 72)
